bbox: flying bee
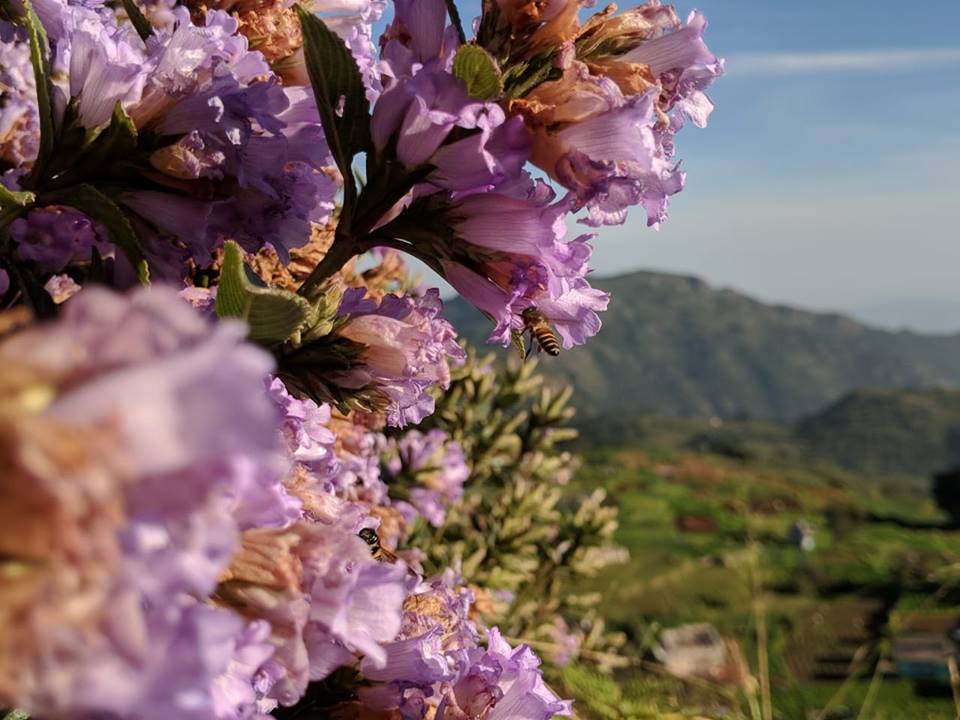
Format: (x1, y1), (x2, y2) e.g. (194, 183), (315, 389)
(521, 307), (561, 357)
(357, 527), (400, 564)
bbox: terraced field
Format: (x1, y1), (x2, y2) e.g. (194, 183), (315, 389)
(557, 448), (960, 719)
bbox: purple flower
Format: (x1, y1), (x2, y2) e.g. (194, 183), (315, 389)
(361, 626), (453, 685)
(333, 288), (465, 427)
(383, 429), (469, 527)
(508, 6), (721, 227)
(11, 206), (110, 273)
(620, 10), (719, 78)
(315, 0), (386, 101)
(44, 274), (83, 303)
(67, 14), (147, 128)
(526, 66), (684, 227)
(0, 286), (282, 718)
(438, 628), (573, 720)
(379, 0), (459, 83)
(352, 572), (477, 716)
(16, 5), (338, 278)
(430, 179), (608, 349)
(0, 27), (40, 169)
(269, 376), (340, 477)
(243, 513), (408, 706)
(372, 66), (529, 194)
(211, 620), (279, 720)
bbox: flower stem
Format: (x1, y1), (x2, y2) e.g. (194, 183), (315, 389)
(297, 233), (360, 298)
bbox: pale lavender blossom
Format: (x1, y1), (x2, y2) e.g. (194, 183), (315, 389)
(269, 376), (340, 477)
(372, 66), (529, 194)
(44, 273), (82, 303)
(435, 178), (609, 349)
(253, 504), (408, 706)
(438, 628), (573, 720)
(0, 26), (39, 169)
(384, 429), (469, 527)
(379, 0), (459, 84)
(315, 0), (386, 100)
(67, 13), (147, 128)
(0, 286), (282, 719)
(333, 288), (465, 427)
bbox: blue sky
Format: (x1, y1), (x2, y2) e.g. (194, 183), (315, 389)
(381, 2), (960, 332)
(591, 0), (960, 332)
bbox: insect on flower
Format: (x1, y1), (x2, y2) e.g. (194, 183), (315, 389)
(522, 307), (561, 357)
(358, 527), (401, 564)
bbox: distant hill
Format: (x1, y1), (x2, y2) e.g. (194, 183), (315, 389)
(796, 388), (960, 477)
(444, 270), (960, 420)
(571, 388), (960, 481)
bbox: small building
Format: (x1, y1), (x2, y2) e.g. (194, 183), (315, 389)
(654, 623), (728, 680)
(787, 520), (815, 551)
(891, 614), (960, 685)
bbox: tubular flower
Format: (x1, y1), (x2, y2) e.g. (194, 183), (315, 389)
(0, 27), (39, 172)
(0, 286), (282, 719)
(217, 498), (407, 707)
(504, 2), (721, 226)
(379, 0), (460, 84)
(1, 2), (337, 277)
(413, 177), (608, 349)
(437, 628), (573, 720)
(371, 65), (529, 194)
(331, 288), (465, 427)
(10, 206), (110, 273)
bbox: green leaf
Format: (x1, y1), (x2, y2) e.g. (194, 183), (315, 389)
(0, 185), (35, 210)
(3, 710), (30, 720)
(80, 103), (138, 168)
(452, 45), (503, 101)
(216, 241), (315, 344)
(295, 5), (371, 211)
(17, 0), (55, 185)
(121, 0), (153, 41)
(44, 184), (149, 284)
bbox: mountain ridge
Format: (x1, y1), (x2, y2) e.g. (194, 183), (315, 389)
(443, 269), (960, 420)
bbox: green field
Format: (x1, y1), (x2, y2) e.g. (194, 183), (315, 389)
(555, 447), (960, 719)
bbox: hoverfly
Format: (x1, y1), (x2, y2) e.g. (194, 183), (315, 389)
(521, 307), (561, 357)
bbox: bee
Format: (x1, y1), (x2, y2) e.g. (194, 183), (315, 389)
(357, 527), (400, 564)
(521, 307), (561, 357)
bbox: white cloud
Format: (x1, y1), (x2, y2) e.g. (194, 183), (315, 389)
(728, 48), (960, 77)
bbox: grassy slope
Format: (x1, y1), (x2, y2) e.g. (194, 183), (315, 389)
(557, 447), (960, 719)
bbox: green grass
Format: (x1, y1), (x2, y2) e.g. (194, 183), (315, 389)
(565, 447), (960, 720)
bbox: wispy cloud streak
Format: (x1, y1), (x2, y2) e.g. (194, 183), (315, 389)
(728, 48), (960, 77)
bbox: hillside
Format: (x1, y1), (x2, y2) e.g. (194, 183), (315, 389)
(444, 271), (960, 420)
(572, 387), (960, 480)
(796, 388), (960, 477)
(561, 446), (960, 720)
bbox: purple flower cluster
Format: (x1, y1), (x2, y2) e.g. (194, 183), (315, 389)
(356, 574), (571, 719)
(0, 25), (39, 175)
(0, 287), (282, 719)
(1, 0), (337, 278)
(0, 0), (721, 715)
(369, 0), (615, 350)
(383, 428), (470, 527)
(517, 3), (723, 227)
